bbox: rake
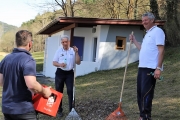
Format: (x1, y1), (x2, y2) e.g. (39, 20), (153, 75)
(105, 32), (133, 120)
(65, 58), (82, 120)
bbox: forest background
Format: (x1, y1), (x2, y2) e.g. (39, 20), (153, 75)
(0, 0), (179, 52)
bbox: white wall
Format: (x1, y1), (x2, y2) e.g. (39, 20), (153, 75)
(44, 27), (100, 78)
(99, 25), (143, 70)
(44, 33), (63, 78)
(43, 25), (143, 78)
(96, 25), (110, 70)
(76, 61), (99, 76)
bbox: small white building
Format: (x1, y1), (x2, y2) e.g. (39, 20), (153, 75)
(37, 17), (165, 78)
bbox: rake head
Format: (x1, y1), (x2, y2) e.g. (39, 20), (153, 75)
(65, 108), (82, 120)
(105, 103), (128, 120)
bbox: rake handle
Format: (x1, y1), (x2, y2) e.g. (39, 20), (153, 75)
(119, 32), (133, 103)
(73, 56), (76, 103)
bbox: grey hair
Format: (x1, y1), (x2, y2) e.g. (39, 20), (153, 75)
(142, 12), (155, 20)
(61, 35), (70, 41)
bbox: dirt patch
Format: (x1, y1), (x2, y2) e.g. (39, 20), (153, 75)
(75, 99), (121, 120)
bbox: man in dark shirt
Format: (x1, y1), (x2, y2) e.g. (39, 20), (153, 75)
(0, 30), (52, 120)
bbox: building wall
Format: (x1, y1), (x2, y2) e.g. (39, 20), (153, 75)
(43, 25), (143, 78)
(43, 35), (62, 78)
(45, 27), (102, 77)
(99, 25), (143, 70)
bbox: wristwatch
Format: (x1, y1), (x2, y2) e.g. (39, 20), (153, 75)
(156, 67), (162, 71)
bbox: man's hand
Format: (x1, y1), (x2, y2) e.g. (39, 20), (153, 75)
(129, 33), (141, 50)
(129, 34), (136, 43)
(60, 63), (66, 68)
(42, 86), (52, 99)
(72, 46), (78, 53)
(154, 69), (161, 80)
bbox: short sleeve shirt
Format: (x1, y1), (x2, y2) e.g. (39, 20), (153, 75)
(53, 47), (75, 71)
(0, 48), (36, 114)
(139, 26), (165, 69)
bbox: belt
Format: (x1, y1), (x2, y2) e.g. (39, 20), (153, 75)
(57, 68), (73, 72)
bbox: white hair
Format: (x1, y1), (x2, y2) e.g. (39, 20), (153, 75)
(61, 35), (70, 41)
(142, 12), (155, 20)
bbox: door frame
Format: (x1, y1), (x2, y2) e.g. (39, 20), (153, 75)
(73, 36), (85, 61)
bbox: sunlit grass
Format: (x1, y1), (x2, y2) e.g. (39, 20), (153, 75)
(0, 52), (44, 72)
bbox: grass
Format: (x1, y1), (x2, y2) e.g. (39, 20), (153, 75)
(0, 51), (44, 72)
(31, 52), (44, 72)
(0, 47), (180, 119)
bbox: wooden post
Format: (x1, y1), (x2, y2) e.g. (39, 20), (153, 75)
(70, 28), (74, 47)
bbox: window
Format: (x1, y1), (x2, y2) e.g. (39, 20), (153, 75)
(115, 36), (126, 50)
(92, 37), (97, 62)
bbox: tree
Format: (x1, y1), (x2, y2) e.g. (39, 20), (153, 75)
(149, 0), (160, 19)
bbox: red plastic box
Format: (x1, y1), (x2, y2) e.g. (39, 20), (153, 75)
(32, 86), (63, 117)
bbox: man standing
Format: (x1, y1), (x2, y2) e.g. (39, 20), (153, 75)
(0, 30), (52, 120)
(53, 35), (81, 117)
(129, 12), (165, 120)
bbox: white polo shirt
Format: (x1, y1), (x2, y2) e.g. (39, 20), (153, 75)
(139, 26), (165, 69)
(53, 47), (75, 71)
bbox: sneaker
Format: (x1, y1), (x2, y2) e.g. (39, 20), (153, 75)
(57, 112), (63, 117)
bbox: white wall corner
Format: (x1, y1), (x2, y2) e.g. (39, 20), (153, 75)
(96, 25), (110, 70)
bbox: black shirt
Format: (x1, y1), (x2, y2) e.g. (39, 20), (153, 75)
(0, 48), (36, 114)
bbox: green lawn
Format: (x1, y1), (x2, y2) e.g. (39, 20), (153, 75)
(0, 47), (180, 120)
(39, 46), (180, 120)
(31, 52), (44, 72)
(0, 51), (44, 72)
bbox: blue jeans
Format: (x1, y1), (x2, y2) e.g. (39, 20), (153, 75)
(137, 68), (156, 120)
(55, 68), (74, 112)
(4, 111), (37, 120)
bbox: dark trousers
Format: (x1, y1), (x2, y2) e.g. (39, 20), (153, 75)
(55, 68), (74, 112)
(4, 111), (37, 120)
(137, 68), (156, 120)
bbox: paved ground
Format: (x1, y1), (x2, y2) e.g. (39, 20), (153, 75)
(36, 76), (55, 86)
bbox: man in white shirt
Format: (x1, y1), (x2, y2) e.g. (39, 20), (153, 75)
(129, 12), (165, 120)
(53, 35), (81, 117)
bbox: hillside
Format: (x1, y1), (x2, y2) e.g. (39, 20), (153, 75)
(0, 21), (18, 38)
(0, 21), (18, 35)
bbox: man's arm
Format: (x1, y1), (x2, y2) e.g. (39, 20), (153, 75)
(157, 45), (165, 68)
(73, 46), (81, 65)
(154, 45), (165, 79)
(0, 73), (3, 86)
(24, 76), (51, 98)
(75, 52), (81, 65)
(53, 61), (63, 67)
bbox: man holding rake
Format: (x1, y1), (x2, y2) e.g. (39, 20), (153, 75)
(129, 12), (165, 120)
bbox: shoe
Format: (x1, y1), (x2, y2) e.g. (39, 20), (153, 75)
(57, 112), (63, 117)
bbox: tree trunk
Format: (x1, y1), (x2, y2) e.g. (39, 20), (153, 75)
(150, 0), (160, 19)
